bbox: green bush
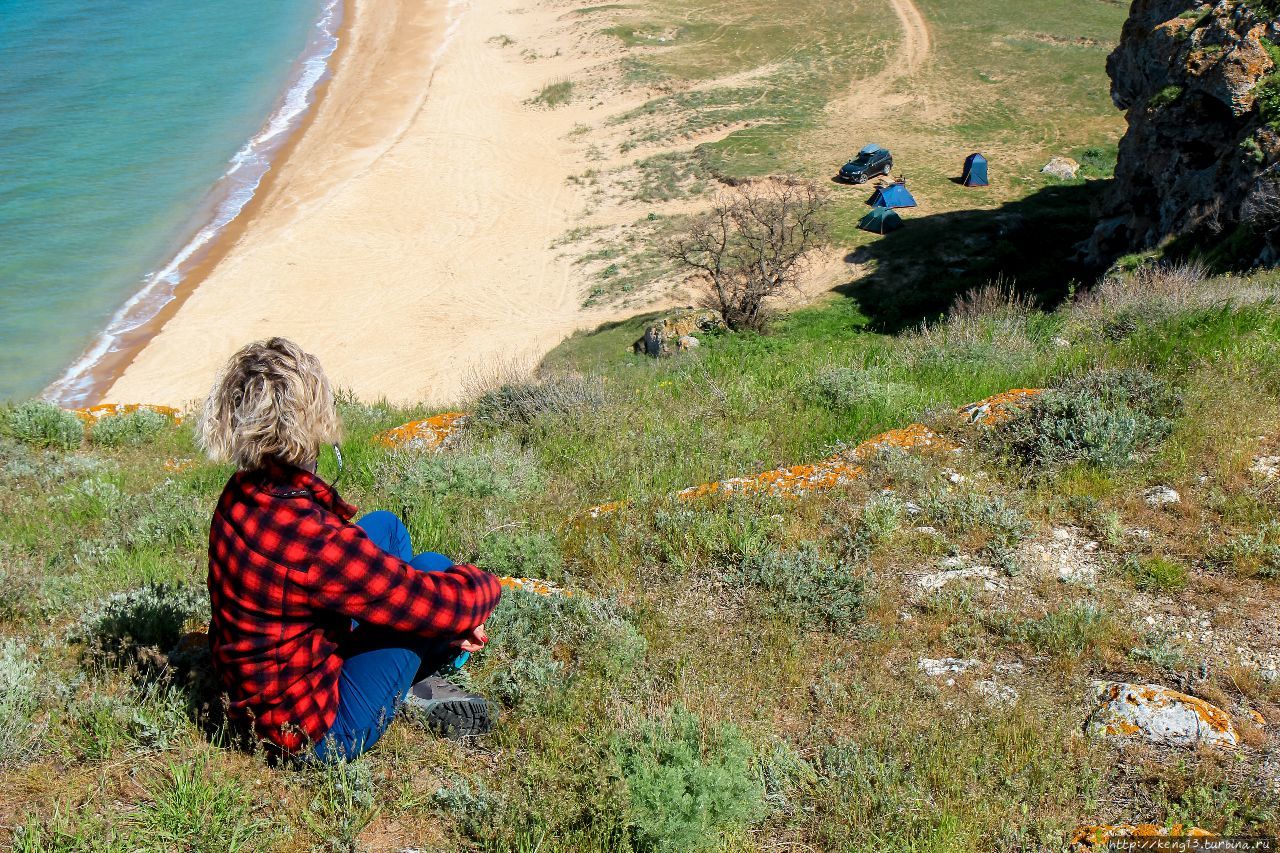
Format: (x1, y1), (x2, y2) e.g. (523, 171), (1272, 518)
(474, 528), (563, 580)
(614, 706), (764, 852)
(989, 369), (1178, 471)
(2, 401), (83, 450)
(1147, 85), (1184, 110)
(474, 588), (644, 709)
(301, 760), (379, 851)
(89, 409), (169, 448)
(1123, 554), (1189, 592)
(725, 545), (865, 629)
(532, 79), (573, 108)
(473, 374), (604, 428)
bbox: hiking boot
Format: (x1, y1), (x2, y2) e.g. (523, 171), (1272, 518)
(403, 676), (495, 738)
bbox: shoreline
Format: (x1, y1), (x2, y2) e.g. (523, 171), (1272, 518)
(44, 0), (351, 407)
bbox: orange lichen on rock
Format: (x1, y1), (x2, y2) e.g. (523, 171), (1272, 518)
(496, 576), (567, 597)
(163, 457), (198, 474)
(585, 500), (625, 519)
(1087, 681), (1240, 748)
(958, 389), (1044, 426)
(672, 424), (952, 503)
(1071, 823), (1214, 848)
(71, 403), (183, 424)
(850, 423), (956, 459)
(375, 412), (468, 450)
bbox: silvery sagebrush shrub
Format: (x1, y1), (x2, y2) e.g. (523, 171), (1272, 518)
(0, 638), (45, 765)
(2, 401), (83, 450)
(377, 434), (545, 502)
(71, 583), (209, 665)
(432, 780), (503, 840)
(473, 587), (644, 709)
(614, 705), (764, 853)
(473, 373), (605, 428)
(807, 366), (926, 413)
(919, 487), (1033, 552)
(125, 480), (209, 551)
(89, 408), (169, 448)
(473, 528), (563, 580)
(988, 368), (1179, 471)
(1211, 522), (1280, 578)
(725, 544), (865, 630)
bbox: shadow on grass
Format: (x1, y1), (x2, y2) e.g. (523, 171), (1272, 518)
(838, 180), (1111, 332)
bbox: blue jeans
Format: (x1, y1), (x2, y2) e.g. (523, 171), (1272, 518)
(312, 511), (466, 762)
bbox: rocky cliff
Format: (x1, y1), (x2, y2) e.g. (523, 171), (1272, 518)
(1086, 0), (1280, 266)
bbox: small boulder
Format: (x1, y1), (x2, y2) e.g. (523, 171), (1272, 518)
(918, 657), (979, 677)
(1143, 485), (1181, 507)
(1041, 156), (1081, 180)
(677, 334), (700, 351)
(1086, 681), (1239, 748)
(633, 308), (725, 357)
(915, 557), (1006, 597)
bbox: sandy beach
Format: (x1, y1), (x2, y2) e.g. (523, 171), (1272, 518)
(104, 0), (641, 409)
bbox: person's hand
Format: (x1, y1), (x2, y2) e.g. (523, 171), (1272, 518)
(457, 623), (488, 653)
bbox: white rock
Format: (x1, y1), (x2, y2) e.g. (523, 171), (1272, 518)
(919, 657), (979, 676)
(914, 526), (941, 536)
(1126, 527), (1154, 541)
(1143, 486), (1181, 507)
(1086, 681), (1239, 748)
(916, 565), (1005, 596)
(975, 679), (1019, 706)
(677, 335), (700, 350)
(1052, 337), (1072, 348)
(1041, 156), (1081, 180)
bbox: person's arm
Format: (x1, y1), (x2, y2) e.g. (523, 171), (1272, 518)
(307, 523), (501, 637)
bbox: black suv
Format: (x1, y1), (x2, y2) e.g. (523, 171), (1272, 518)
(837, 145), (893, 184)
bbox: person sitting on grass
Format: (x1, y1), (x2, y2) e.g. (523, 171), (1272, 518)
(198, 337), (502, 762)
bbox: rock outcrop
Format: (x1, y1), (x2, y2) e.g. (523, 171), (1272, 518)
(1085, 1), (1280, 266)
(1086, 681), (1240, 748)
(633, 309), (725, 357)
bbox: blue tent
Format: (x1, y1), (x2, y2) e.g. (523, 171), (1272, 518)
(962, 153), (989, 187)
(867, 181), (917, 208)
(857, 207), (904, 234)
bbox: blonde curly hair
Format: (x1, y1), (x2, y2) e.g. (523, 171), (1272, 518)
(198, 337), (341, 471)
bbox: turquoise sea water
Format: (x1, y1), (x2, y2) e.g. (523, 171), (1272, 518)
(0, 0), (335, 403)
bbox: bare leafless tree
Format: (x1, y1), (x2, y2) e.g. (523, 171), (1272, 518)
(669, 179), (830, 332)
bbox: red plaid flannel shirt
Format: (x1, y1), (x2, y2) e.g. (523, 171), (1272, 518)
(207, 459), (501, 753)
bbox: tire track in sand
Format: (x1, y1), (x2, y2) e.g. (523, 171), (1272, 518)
(846, 0), (932, 120)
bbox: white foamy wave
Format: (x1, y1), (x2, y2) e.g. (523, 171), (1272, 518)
(45, 0), (344, 406)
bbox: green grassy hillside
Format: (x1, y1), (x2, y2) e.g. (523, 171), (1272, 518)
(5, 266), (1280, 850)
